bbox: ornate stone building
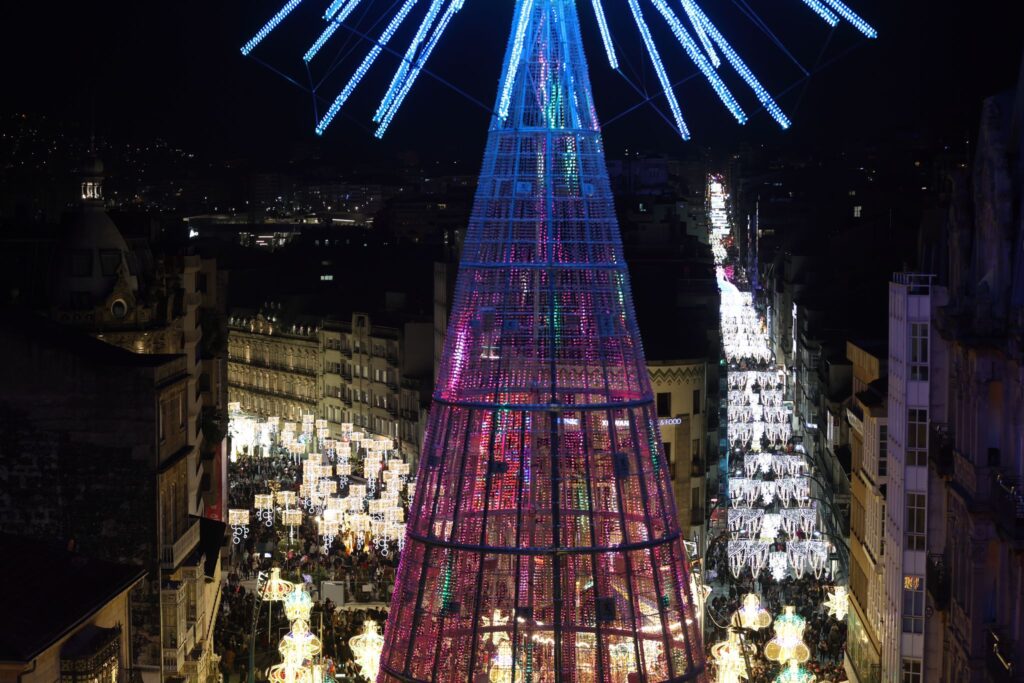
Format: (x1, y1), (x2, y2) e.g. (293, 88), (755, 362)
(0, 156), (226, 683)
(228, 306), (432, 462)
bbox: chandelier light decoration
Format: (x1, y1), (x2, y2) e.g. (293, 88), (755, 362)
(773, 660), (816, 683)
(261, 567), (297, 602)
(763, 607), (811, 665)
(733, 594), (771, 631)
(350, 620), (386, 681)
(709, 629), (749, 683)
(255, 493), (276, 527)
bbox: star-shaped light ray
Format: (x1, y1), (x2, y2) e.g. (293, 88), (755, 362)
(824, 585), (849, 621)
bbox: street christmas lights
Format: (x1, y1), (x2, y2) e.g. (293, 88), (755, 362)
(349, 620), (385, 681)
(764, 606), (811, 665)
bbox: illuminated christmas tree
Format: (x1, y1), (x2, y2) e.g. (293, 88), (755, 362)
(377, 2), (705, 680)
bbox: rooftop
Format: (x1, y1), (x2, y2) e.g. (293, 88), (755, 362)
(0, 534), (146, 663)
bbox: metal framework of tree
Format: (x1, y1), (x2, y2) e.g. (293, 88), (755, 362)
(376, 6), (707, 680)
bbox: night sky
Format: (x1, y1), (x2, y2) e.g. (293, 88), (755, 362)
(3, 0), (1021, 162)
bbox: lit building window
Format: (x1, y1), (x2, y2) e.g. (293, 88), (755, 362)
(902, 575), (924, 633)
(853, 205), (863, 218)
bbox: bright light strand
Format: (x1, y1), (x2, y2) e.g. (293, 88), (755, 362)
(685, 0), (792, 129)
(625, 0), (690, 140)
(497, 0), (536, 121)
(589, 0), (619, 69)
(304, 0), (366, 62)
(796, 0), (840, 27)
(649, 0), (746, 124)
(680, 0), (720, 67)
(315, 0), (419, 135)
(241, 0), (304, 56)
(375, 0), (465, 137)
(374, 0), (447, 123)
(820, 0), (877, 38)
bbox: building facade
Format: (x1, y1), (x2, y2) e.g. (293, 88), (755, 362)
(649, 359), (710, 545)
(844, 341), (888, 683)
(0, 158), (225, 683)
(881, 273), (948, 683)
(228, 307), (432, 461)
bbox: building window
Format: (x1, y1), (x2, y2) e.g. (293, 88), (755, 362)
(910, 322), (929, 380)
(853, 205), (863, 218)
(902, 575), (924, 633)
(901, 658), (922, 683)
(878, 424), (888, 477)
(99, 249), (122, 277)
(656, 392), (672, 417)
(692, 437), (700, 460)
(907, 408), (927, 466)
(692, 389), (701, 415)
(905, 493), (926, 551)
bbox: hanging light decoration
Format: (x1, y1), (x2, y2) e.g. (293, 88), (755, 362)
(228, 509), (250, 544)
(349, 619), (385, 681)
(254, 493), (275, 527)
(768, 551), (788, 580)
(824, 585), (849, 621)
(764, 606), (811, 665)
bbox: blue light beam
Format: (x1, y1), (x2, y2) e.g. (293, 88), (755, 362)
(375, 0), (465, 137)
(241, 0), (304, 56)
(796, 0), (840, 27)
(685, 0), (792, 129)
(680, 0), (720, 67)
(589, 0), (619, 69)
(315, 0), (419, 135)
(497, 0), (536, 121)
(649, 0), (745, 124)
(625, 0), (690, 140)
(819, 0), (877, 38)
(304, 0), (366, 62)
(374, 0), (447, 123)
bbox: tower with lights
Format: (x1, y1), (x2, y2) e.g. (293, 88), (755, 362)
(377, 1), (704, 681)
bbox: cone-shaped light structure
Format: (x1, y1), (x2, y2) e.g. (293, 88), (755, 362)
(379, 1), (705, 681)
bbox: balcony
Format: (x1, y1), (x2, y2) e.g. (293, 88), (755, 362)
(926, 553), (949, 611)
(163, 642), (186, 674)
(992, 471), (1024, 543)
(162, 520), (200, 569)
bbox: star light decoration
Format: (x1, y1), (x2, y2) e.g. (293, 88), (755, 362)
(239, 0), (876, 140)
(824, 585), (849, 621)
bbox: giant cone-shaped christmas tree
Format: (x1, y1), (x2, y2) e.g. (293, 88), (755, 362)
(379, 1), (705, 681)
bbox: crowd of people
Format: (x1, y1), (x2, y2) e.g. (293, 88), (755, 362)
(215, 451), (399, 683)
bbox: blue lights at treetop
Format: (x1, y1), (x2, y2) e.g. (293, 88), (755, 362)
(242, 0), (876, 138)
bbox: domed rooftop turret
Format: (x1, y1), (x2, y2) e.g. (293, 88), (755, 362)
(52, 153), (139, 312)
